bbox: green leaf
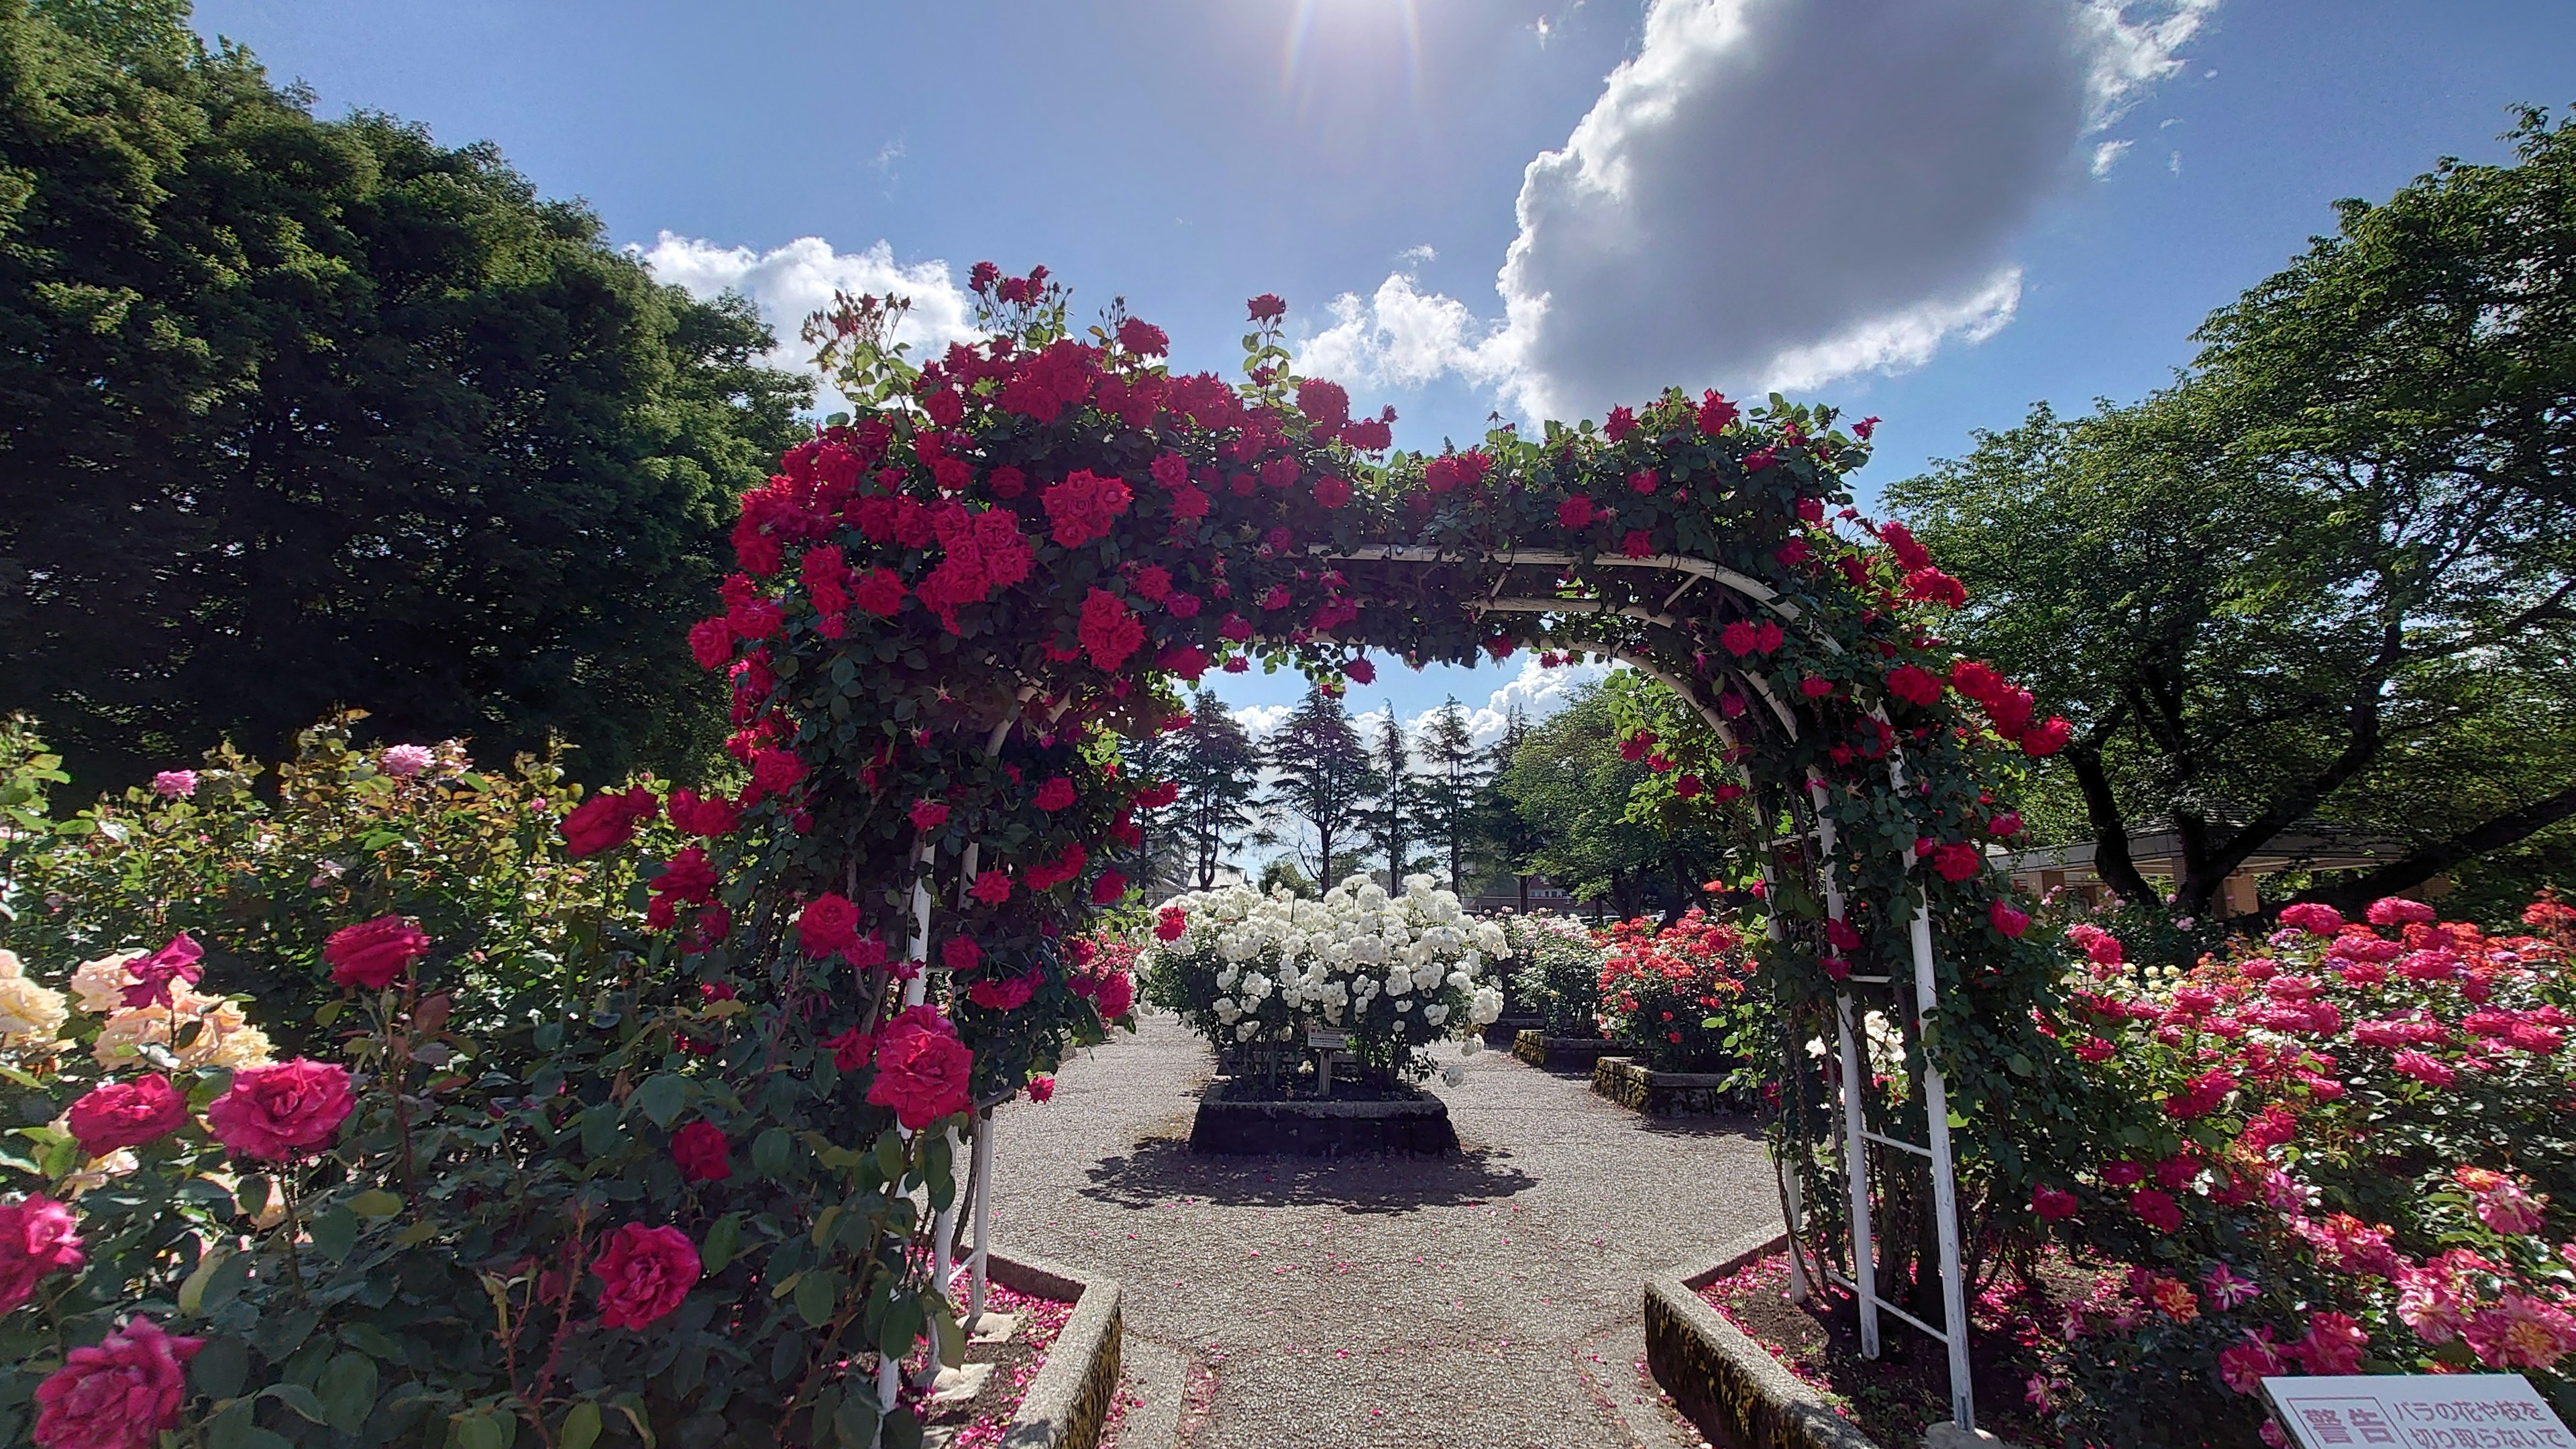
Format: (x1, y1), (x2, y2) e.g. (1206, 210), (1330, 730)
(264, 1383), (328, 1424)
(309, 1205), (360, 1260)
(580, 1106), (623, 1157)
(796, 1269), (840, 1328)
(832, 1394), (880, 1449)
(190, 1335), (250, 1400)
(610, 1396), (657, 1449)
(319, 1353), (380, 1433)
(559, 1402), (602, 1449)
(632, 1073), (687, 1130)
(347, 1189), (405, 1219)
(179, 1248), (231, 1316)
(452, 1410), (513, 1449)
(751, 1127), (793, 1178)
(700, 1213), (743, 1273)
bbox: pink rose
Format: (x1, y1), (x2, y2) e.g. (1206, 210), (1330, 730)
(0, 1195), (84, 1313)
(205, 1060), (354, 1161)
(66, 1077), (189, 1159)
(865, 1006), (973, 1130)
(34, 1316), (201, 1449)
(591, 1224), (700, 1330)
(322, 915), (430, 989)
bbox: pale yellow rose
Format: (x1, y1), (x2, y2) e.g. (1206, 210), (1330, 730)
(69, 950), (144, 1014)
(179, 1006), (274, 1070)
(0, 974), (68, 1040)
(91, 1007), (180, 1067)
(0, 947), (20, 978)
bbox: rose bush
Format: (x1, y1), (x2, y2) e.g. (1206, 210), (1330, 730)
(0, 718), (1095, 1449)
(1501, 912), (1607, 1038)
(2005, 896), (2576, 1444)
(1138, 875), (1505, 1084)
(1595, 909), (1764, 1075)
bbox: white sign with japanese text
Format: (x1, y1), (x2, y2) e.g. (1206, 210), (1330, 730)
(2264, 1375), (2572, 1449)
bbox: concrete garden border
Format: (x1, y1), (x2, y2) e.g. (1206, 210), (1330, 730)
(1186, 1079), (1459, 1156)
(1513, 1029), (1625, 1073)
(1592, 1055), (1741, 1115)
(986, 1251), (1124, 1449)
(1642, 1230), (1884, 1449)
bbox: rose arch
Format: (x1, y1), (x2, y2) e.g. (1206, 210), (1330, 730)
(645, 268), (2087, 1440)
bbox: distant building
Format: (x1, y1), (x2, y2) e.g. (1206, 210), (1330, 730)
(1994, 825), (2428, 916)
(1466, 876), (1581, 917)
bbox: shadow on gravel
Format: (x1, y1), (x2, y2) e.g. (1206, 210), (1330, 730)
(1079, 1136), (1540, 1215)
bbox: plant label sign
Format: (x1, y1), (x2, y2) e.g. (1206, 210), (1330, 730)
(2263, 1374), (2571, 1448)
(1305, 1028), (1350, 1050)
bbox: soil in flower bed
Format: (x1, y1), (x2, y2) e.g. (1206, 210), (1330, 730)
(916, 1278), (1075, 1448)
(1698, 1251), (2064, 1448)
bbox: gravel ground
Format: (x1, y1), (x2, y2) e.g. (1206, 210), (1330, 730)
(986, 1012), (1779, 1449)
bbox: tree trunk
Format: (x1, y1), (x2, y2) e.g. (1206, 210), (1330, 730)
(2297, 781), (2576, 914)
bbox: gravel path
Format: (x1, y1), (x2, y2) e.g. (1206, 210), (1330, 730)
(985, 1013), (1780, 1449)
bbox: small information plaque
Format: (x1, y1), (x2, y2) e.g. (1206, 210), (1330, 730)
(2263, 1375), (2573, 1449)
(1305, 1028), (1350, 1050)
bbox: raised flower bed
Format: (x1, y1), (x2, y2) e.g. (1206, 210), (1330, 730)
(1593, 1055), (1741, 1116)
(1513, 1028), (1624, 1073)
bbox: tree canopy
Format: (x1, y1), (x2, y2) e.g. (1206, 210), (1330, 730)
(1889, 109), (2576, 920)
(0, 0), (810, 786)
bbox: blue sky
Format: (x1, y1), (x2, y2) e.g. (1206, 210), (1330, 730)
(193, 0), (2576, 746)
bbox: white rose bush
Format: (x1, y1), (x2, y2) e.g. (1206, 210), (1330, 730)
(1140, 875), (1505, 1085)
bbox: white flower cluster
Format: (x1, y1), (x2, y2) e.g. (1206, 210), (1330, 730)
(1142, 875), (1505, 1058)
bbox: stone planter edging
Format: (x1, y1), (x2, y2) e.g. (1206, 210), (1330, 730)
(1512, 1030), (1624, 1073)
(1644, 1230), (1883, 1449)
(1591, 1055), (1739, 1116)
(1187, 1082), (1459, 1156)
(988, 1250), (1123, 1449)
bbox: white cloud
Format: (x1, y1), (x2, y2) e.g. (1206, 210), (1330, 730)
(1234, 704), (1295, 741)
(632, 233), (981, 410)
(2090, 138), (2135, 176)
(1296, 0), (2215, 419)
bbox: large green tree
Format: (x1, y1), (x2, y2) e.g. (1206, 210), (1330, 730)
(1497, 678), (1734, 920)
(1261, 683), (1379, 890)
(0, 0), (809, 786)
(1412, 696), (1487, 893)
(1155, 688), (1265, 891)
(1889, 110), (2576, 920)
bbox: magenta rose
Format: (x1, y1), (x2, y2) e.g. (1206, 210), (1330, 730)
(592, 1223), (700, 1330)
(205, 1060), (354, 1161)
(321, 915), (430, 989)
(865, 1006), (973, 1130)
(0, 1195), (84, 1313)
(34, 1316), (201, 1449)
(669, 1122), (730, 1183)
(65, 1077), (189, 1159)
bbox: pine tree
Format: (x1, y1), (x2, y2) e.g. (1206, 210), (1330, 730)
(1413, 696), (1488, 893)
(1473, 704), (1546, 911)
(1262, 684), (1378, 890)
(1367, 704), (1413, 887)
(1168, 690), (1265, 890)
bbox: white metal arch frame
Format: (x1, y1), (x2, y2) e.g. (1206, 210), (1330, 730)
(1337, 547), (1978, 1434)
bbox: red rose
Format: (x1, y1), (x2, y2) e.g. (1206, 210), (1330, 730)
(2031, 1185), (2078, 1222)
(1884, 664), (1943, 708)
(824, 1026), (874, 1072)
(205, 1059), (354, 1161)
(121, 934), (202, 1010)
(1554, 495), (1595, 529)
(970, 871), (1012, 905)
(967, 972), (1038, 1011)
(323, 914), (430, 989)
(1989, 900), (2031, 938)
(1117, 317), (1169, 356)
(592, 1223), (701, 1330)
(941, 936), (981, 972)
(1027, 1075), (1057, 1104)
(909, 799), (951, 831)
(1246, 293), (1287, 323)
(0, 1195), (84, 1316)
(669, 1122), (730, 1183)
(1696, 390), (1737, 434)
(1929, 842), (1983, 883)
(2131, 1188), (2182, 1234)
(1092, 870), (1128, 904)
(1034, 777), (1077, 812)
(798, 894), (862, 960)
(34, 1316), (201, 1449)
(749, 748), (806, 800)
(688, 617), (734, 671)
(1091, 971), (1135, 1020)
(1295, 378), (1350, 429)
(66, 1076), (188, 1159)
(1343, 657), (1375, 685)
(866, 1007), (973, 1130)
(561, 788), (657, 857)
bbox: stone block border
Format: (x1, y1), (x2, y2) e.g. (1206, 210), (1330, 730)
(1592, 1055), (1740, 1115)
(1512, 1029), (1625, 1073)
(1642, 1230), (1883, 1449)
(987, 1251), (1124, 1449)
(1187, 1081), (1460, 1156)
(1484, 1012), (1544, 1047)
